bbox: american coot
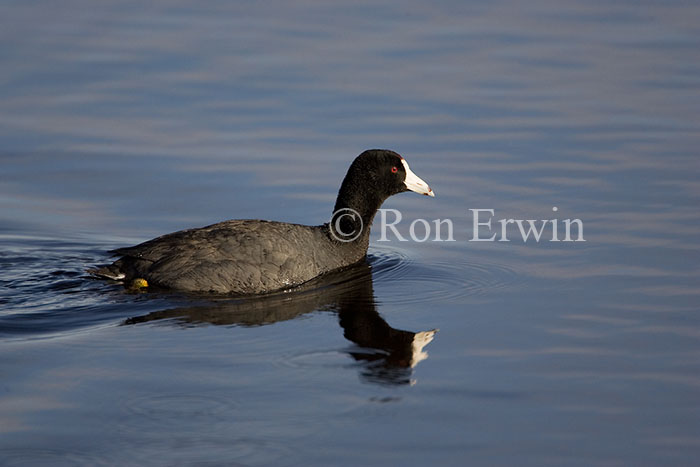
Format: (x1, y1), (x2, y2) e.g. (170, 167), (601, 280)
(92, 149), (434, 294)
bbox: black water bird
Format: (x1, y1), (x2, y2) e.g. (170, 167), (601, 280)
(92, 149), (434, 294)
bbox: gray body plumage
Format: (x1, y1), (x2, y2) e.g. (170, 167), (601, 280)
(100, 220), (368, 294)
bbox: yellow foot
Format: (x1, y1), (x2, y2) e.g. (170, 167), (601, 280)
(128, 278), (149, 290)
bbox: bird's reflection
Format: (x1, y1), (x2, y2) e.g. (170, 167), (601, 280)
(123, 260), (436, 386)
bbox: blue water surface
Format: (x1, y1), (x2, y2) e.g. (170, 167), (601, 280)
(1, 1), (699, 465)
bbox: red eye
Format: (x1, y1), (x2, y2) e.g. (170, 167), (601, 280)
(391, 166), (398, 173)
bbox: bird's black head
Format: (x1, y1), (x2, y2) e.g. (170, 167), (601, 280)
(330, 149), (434, 243)
(335, 149), (434, 211)
(341, 149), (434, 202)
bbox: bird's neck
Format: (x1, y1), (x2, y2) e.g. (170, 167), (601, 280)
(330, 182), (385, 245)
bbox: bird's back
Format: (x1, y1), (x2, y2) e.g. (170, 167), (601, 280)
(110, 219), (347, 294)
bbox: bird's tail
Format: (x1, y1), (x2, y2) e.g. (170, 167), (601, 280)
(87, 264), (126, 281)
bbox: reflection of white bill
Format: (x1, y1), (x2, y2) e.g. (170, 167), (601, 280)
(411, 329), (438, 368)
(330, 208), (363, 242)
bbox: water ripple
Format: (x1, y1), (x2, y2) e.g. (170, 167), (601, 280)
(121, 393), (237, 430)
(369, 247), (523, 304)
(0, 448), (109, 467)
(0, 236), (159, 338)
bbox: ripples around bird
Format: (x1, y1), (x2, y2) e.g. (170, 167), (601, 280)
(369, 246), (522, 305)
(1, 234), (521, 338)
